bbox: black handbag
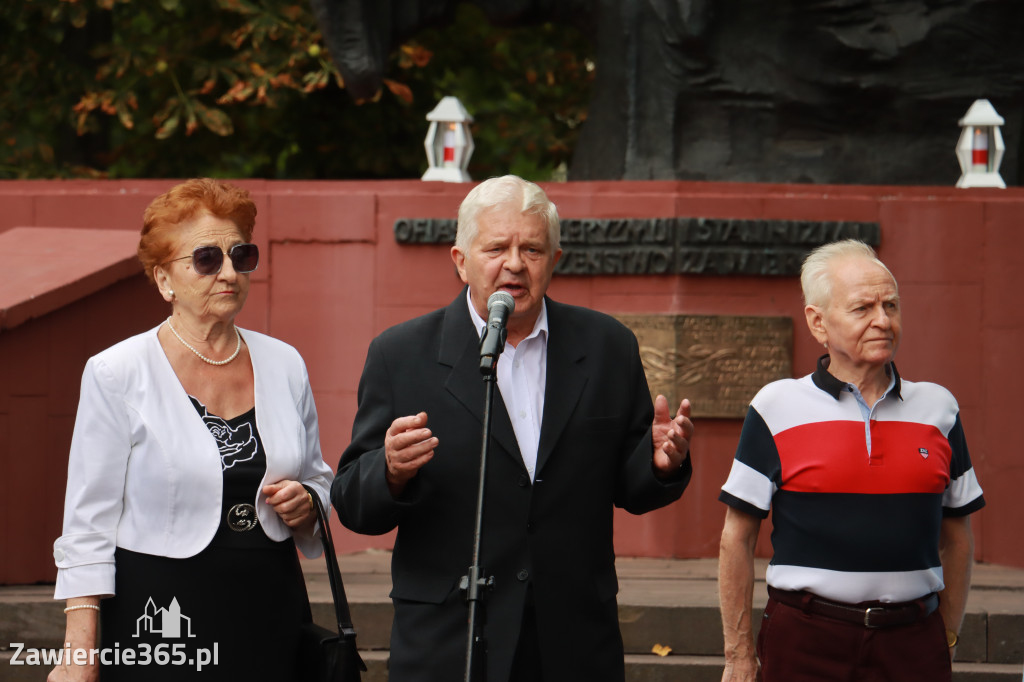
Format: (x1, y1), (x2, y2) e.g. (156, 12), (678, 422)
(298, 485), (367, 681)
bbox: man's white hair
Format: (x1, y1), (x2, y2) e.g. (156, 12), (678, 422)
(801, 239), (897, 308)
(456, 175), (560, 253)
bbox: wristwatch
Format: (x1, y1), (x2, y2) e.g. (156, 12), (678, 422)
(946, 629), (959, 648)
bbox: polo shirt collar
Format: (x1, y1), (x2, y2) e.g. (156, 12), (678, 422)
(811, 354), (903, 401)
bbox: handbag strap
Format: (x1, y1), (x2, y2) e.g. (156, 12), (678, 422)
(304, 485), (357, 638)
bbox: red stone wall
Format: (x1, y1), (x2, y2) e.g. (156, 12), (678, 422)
(0, 275), (167, 584)
(1, 179), (1020, 584)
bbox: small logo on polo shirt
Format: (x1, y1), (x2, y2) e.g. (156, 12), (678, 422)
(919, 448), (929, 459)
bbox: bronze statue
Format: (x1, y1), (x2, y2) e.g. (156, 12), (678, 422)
(310, 0), (1023, 185)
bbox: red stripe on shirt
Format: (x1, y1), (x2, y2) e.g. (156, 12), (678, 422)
(775, 420), (952, 494)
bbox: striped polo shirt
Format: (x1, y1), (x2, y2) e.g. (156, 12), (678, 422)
(720, 356), (985, 604)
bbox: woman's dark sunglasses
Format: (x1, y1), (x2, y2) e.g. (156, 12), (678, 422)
(165, 243), (260, 276)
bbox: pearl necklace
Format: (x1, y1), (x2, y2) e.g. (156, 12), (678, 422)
(166, 317), (242, 366)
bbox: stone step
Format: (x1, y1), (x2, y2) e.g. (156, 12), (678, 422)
(305, 553), (1024, 666)
(4, 552), (1023, 680)
(2, 649), (1020, 682)
(622, 656), (1024, 682)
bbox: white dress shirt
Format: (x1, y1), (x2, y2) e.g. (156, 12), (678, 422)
(467, 291), (548, 481)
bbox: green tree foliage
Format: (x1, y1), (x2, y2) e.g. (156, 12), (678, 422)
(0, 0), (592, 181)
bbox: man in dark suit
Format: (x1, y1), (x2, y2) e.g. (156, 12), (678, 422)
(332, 175), (694, 682)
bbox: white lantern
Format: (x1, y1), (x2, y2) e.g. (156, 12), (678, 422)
(422, 96), (474, 183)
(955, 99), (1006, 189)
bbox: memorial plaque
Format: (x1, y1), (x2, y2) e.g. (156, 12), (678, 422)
(613, 314), (793, 418)
(394, 217), (880, 277)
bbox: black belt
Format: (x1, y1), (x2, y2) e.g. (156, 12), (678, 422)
(767, 587), (939, 629)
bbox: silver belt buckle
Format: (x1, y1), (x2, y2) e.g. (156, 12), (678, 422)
(226, 503), (258, 532)
(864, 606), (884, 628)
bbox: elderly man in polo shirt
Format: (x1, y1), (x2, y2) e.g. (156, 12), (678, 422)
(717, 239), (985, 682)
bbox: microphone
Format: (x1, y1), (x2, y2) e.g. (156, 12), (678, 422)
(479, 291), (515, 374)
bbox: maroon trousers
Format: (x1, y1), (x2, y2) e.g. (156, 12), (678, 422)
(757, 594), (952, 682)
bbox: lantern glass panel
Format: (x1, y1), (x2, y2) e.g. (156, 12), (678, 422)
(431, 122), (459, 169)
(971, 127), (993, 172)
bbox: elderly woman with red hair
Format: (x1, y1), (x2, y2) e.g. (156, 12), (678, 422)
(49, 178), (333, 681)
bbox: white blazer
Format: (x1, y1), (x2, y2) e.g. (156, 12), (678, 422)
(53, 325), (334, 599)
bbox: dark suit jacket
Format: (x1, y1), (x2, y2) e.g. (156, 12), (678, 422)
(332, 290), (691, 682)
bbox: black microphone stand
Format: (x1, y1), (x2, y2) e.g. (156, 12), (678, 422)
(462, 325), (506, 682)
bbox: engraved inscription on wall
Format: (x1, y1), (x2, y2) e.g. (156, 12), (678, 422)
(393, 217), (880, 276)
(613, 314), (793, 419)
